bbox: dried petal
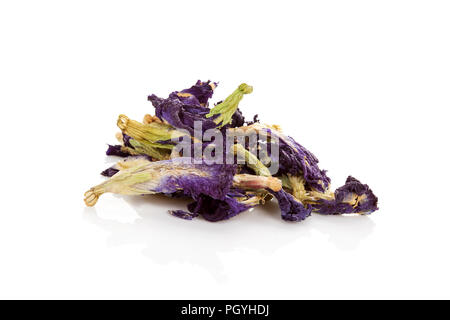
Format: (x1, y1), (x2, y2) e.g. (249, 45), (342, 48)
(105, 145), (132, 158)
(187, 193), (251, 222)
(269, 189), (312, 222)
(313, 176), (378, 215)
(171, 80), (217, 106)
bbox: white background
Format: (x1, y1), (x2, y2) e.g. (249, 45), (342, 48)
(1, 0), (449, 299)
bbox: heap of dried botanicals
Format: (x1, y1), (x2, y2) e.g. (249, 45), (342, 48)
(84, 81), (378, 222)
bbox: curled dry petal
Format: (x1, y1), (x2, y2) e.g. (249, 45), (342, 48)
(313, 176), (378, 215)
(269, 189), (312, 222)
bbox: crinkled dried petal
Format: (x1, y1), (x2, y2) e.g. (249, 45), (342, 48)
(105, 144), (132, 158)
(153, 80), (218, 108)
(269, 189), (312, 222)
(187, 194), (252, 222)
(171, 80), (217, 107)
(101, 167), (120, 177)
(154, 97), (217, 135)
(313, 176), (378, 215)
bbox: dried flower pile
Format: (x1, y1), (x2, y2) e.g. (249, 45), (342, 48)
(84, 81), (378, 222)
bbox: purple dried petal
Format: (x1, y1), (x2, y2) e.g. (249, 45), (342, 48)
(101, 167), (120, 177)
(230, 108), (245, 127)
(156, 161), (237, 200)
(168, 91), (202, 107)
(176, 80), (217, 106)
(270, 189), (312, 222)
(187, 194), (251, 222)
(105, 135), (140, 157)
(169, 210), (199, 220)
(148, 80), (216, 109)
(278, 138), (330, 191)
(313, 176), (378, 215)
(154, 97), (217, 136)
(147, 94), (165, 108)
(106, 145), (131, 157)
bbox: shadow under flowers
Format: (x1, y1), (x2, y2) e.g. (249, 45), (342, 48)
(84, 194), (375, 281)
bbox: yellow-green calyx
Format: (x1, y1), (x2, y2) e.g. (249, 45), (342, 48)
(128, 139), (171, 160)
(117, 114), (186, 150)
(206, 83), (253, 128)
(84, 159), (154, 207)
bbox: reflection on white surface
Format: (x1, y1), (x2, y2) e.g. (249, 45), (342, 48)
(84, 194), (375, 281)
